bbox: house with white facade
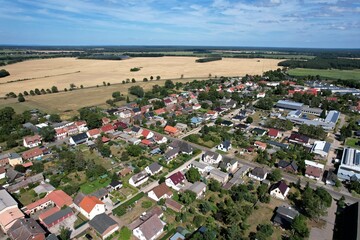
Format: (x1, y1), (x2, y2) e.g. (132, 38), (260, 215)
(77, 196), (106, 220)
(129, 171), (149, 187)
(148, 183), (173, 202)
(311, 141), (331, 158)
(202, 151), (222, 164)
(165, 172), (185, 191)
(133, 215), (165, 240)
(217, 140), (232, 152)
(23, 135), (42, 148)
(269, 181), (290, 200)
(249, 167), (268, 181)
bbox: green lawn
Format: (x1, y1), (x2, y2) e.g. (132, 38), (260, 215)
(118, 227), (131, 240)
(345, 138), (360, 149)
(80, 178), (111, 194)
(288, 68), (360, 80)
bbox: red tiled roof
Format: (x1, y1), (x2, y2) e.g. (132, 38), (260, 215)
(79, 196), (104, 213)
(268, 128), (279, 137)
(154, 108), (166, 115)
(22, 147), (43, 160)
(254, 141), (267, 149)
(88, 128), (101, 136)
(24, 135), (42, 145)
(22, 162), (33, 168)
(164, 126), (178, 134)
(102, 136), (110, 143)
(25, 190), (73, 211)
(100, 124), (114, 133)
(75, 121), (87, 127)
(141, 139), (152, 146)
(142, 129), (151, 138)
(55, 128), (67, 135)
(168, 171), (185, 185)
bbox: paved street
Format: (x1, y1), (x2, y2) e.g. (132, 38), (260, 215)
(309, 200), (337, 240)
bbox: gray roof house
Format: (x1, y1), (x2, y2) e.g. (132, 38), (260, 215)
(187, 181), (206, 199)
(145, 162), (163, 175)
(249, 167), (268, 181)
(272, 206), (299, 229)
(89, 213), (119, 239)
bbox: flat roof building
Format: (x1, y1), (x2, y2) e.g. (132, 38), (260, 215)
(338, 148), (360, 181)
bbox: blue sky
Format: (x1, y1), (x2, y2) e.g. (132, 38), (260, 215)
(0, 0), (359, 48)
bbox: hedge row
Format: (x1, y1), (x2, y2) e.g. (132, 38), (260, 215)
(112, 192), (145, 216)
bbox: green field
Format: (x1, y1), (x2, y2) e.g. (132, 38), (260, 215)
(288, 68), (360, 80)
(345, 138), (360, 149)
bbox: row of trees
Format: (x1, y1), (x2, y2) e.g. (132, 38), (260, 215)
(280, 57), (360, 70)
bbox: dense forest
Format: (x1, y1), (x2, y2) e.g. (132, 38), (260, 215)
(278, 57), (360, 70)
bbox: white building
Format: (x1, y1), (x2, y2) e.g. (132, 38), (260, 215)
(311, 141), (331, 158)
(249, 167), (268, 181)
(77, 196), (106, 220)
(217, 140), (232, 152)
(337, 147), (360, 181)
(23, 135), (42, 148)
(147, 183), (173, 202)
(269, 181), (290, 200)
(202, 151), (222, 164)
(129, 171), (149, 187)
(305, 160), (324, 181)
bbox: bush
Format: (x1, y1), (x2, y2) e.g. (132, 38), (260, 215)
(141, 201), (152, 208)
(0, 69), (10, 78)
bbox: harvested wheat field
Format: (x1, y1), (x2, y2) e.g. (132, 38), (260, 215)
(0, 57), (283, 97)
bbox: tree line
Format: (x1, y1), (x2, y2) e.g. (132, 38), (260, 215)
(279, 57), (360, 70)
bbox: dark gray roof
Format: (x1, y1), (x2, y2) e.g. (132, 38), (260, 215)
(71, 132), (88, 144)
(90, 188), (109, 199)
(170, 141), (194, 153)
(109, 180), (122, 188)
(222, 140), (231, 149)
(148, 162), (162, 173)
(74, 192), (86, 206)
(270, 181), (289, 195)
(251, 167), (267, 178)
(43, 207), (73, 226)
(252, 128), (267, 135)
(326, 170), (338, 182)
(89, 213), (118, 234)
(267, 140), (289, 149)
(273, 206), (299, 229)
(165, 148), (180, 160)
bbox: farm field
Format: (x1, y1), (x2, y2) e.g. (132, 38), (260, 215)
(0, 57), (283, 96)
(288, 68), (360, 80)
(0, 76), (203, 117)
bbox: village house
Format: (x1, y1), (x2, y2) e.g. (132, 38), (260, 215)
(208, 168), (229, 184)
(187, 181), (206, 199)
(22, 147), (44, 161)
(202, 151), (222, 164)
(76, 196), (106, 220)
(252, 128), (267, 136)
(0, 189), (24, 233)
(148, 183), (173, 202)
(268, 128), (280, 139)
(288, 133), (310, 146)
(129, 171), (149, 187)
(254, 141), (267, 151)
(164, 125), (179, 136)
(269, 181), (290, 200)
(188, 161), (213, 174)
(272, 206), (299, 229)
(217, 140), (232, 152)
(0, 153), (23, 167)
(219, 159), (238, 173)
(141, 129), (154, 139)
(166, 172), (185, 191)
(133, 214), (165, 240)
(277, 160), (298, 173)
(89, 213), (119, 239)
(108, 180), (122, 191)
(87, 128), (101, 139)
(305, 160), (324, 180)
(23, 190), (73, 215)
(75, 120), (88, 132)
(249, 167), (268, 181)
(7, 218), (46, 240)
(23, 135), (42, 148)
(69, 132), (88, 145)
(145, 162), (163, 176)
(55, 128), (67, 140)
